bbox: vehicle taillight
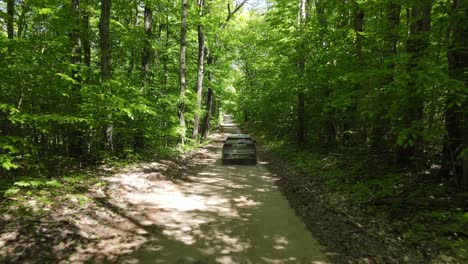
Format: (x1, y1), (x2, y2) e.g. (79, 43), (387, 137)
(224, 144), (232, 147)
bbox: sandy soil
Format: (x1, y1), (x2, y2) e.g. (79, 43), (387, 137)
(0, 116), (330, 263)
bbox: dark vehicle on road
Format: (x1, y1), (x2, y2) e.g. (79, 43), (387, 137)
(222, 134), (257, 164)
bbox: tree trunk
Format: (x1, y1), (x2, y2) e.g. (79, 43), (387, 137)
(162, 17), (170, 90)
(7, 0), (14, 52)
(133, 5), (153, 151)
(178, 0), (188, 146)
(445, 0), (467, 189)
(69, 0), (84, 159)
(200, 45), (213, 141)
(142, 6), (152, 79)
(354, 6), (364, 65)
(71, 0), (82, 66)
(83, 14), (91, 66)
(99, 0), (113, 152)
(17, 2), (29, 39)
(296, 0), (309, 145)
(201, 88), (213, 141)
(193, 0), (206, 144)
(100, 0), (112, 81)
(397, 0), (432, 165)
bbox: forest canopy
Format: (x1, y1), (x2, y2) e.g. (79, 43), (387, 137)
(230, 0), (467, 189)
(0, 0), (247, 175)
(0, 0), (467, 261)
(0, 0), (466, 185)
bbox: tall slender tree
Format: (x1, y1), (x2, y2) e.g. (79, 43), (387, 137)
(193, 0), (206, 144)
(142, 6), (153, 80)
(100, 0), (113, 152)
(296, 0), (309, 144)
(178, 0), (188, 146)
(7, 0), (14, 52)
(69, 0), (84, 158)
(83, 13), (91, 67)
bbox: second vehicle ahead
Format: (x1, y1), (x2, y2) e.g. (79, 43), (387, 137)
(222, 134), (257, 164)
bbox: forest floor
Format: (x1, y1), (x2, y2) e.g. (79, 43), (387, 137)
(249, 130), (467, 264)
(1, 117), (330, 263)
(1, 116), (466, 263)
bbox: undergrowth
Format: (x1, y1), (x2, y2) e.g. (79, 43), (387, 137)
(251, 128), (468, 262)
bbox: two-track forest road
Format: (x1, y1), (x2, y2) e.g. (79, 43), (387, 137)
(39, 115), (330, 263)
(117, 115), (330, 263)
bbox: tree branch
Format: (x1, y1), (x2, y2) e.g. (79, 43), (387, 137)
(225, 0), (247, 23)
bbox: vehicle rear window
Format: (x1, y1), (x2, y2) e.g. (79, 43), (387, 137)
(226, 138), (253, 144)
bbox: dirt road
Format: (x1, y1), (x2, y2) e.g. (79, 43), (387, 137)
(116, 116), (329, 263)
(0, 116), (329, 263)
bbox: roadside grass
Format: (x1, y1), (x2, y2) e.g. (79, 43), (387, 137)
(252, 129), (468, 262)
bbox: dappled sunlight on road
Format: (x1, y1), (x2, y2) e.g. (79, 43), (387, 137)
(6, 115), (330, 263)
(115, 116), (330, 263)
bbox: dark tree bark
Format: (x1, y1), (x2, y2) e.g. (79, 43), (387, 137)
(397, 0), (432, 165)
(200, 45), (214, 141)
(69, 0), (84, 159)
(178, 0), (188, 146)
(225, 0), (247, 24)
(354, 6), (364, 65)
(445, 0), (467, 189)
(100, 0), (112, 80)
(193, 0), (206, 144)
(83, 15), (91, 66)
(99, 0), (113, 152)
(7, 0), (14, 52)
(201, 88), (213, 141)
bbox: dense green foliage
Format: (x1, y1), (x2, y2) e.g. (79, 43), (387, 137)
(255, 130), (468, 259)
(231, 0), (467, 188)
(0, 0), (467, 261)
(227, 0), (467, 260)
(0, 0), (243, 175)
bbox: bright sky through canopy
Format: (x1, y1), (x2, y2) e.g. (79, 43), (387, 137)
(244, 0), (269, 12)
